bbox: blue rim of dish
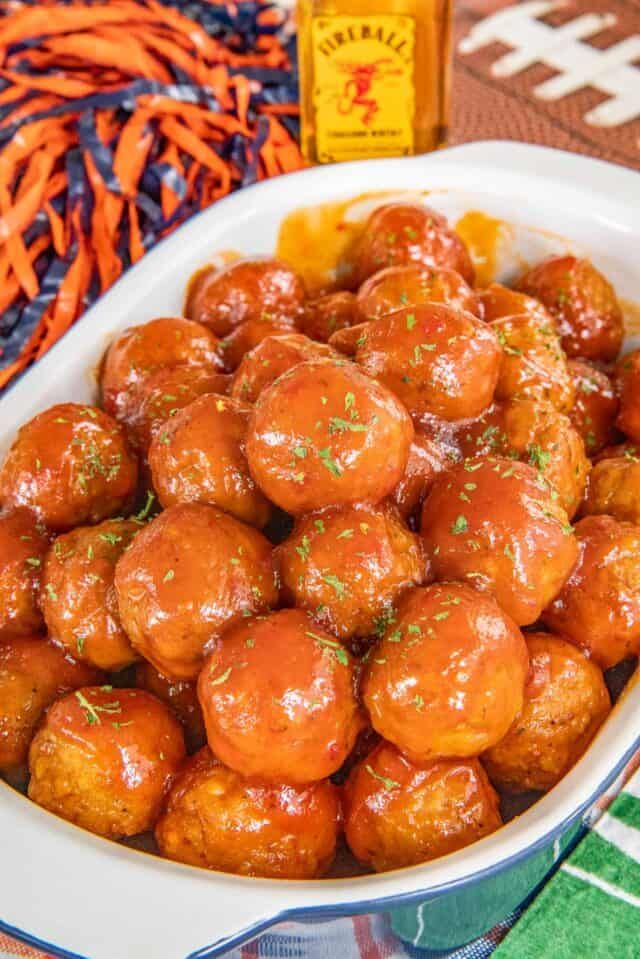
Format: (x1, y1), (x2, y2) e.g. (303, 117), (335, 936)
(2, 734), (638, 959)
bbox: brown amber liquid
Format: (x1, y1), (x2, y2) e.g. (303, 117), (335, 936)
(297, 0), (452, 163)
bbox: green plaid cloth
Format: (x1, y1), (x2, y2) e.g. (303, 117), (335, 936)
(494, 769), (640, 959)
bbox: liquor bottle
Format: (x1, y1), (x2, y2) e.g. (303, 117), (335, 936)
(297, 0), (452, 164)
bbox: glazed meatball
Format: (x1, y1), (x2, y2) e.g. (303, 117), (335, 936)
(479, 282), (553, 325)
(276, 503), (429, 641)
(517, 255), (623, 362)
(0, 508), (49, 639)
(125, 364), (229, 454)
(198, 609), (363, 783)
(362, 583), (528, 762)
(490, 312), (574, 412)
(40, 518), (140, 671)
(100, 316), (223, 424)
(156, 748), (340, 878)
(615, 349), (640, 443)
(582, 454), (640, 525)
(390, 433), (455, 522)
(344, 742), (502, 872)
(483, 633), (610, 793)
(246, 358), (413, 514)
(115, 503), (278, 680)
(355, 265), (480, 322)
(568, 360), (619, 455)
(217, 317), (297, 371)
(542, 515), (640, 669)
(302, 291), (357, 343)
(353, 304), (501, 421)
(458, 399), (590, 518)
(421, 457), (578, 625)
(185, 257), (306, 336)
(0, 404), (138, 531)
(0, 636), (100, 770)
(135, 661), (206, 753)
(28, 687), (185, 838)
(148, 394), (270, 527)
(229, 333), (338, 404)
(352, 204), (475, 287)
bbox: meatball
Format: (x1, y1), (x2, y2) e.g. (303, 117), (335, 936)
(155, 748), (340, 878)
(343, 742), (502, 872)
(353, 304), (501, 421)
(185, 257), (306, 336)
(246, 358), (413, 514)
(615, 349), (640, 443)
(542, 515), (640, 669)
(568, 360), (619, 455)
(100, 316), (223, 424)
(0, 508), (49, 639)
(197, 609), (363, 783)
(276, 503), (429, 641)
(352, 204), (475, 287)
(479, 282), (553, 325)
(0, 636), (101, 770)
(421, 457), (578, 625)
(148, 394), (270, 528)
(302, 291), (357, 343)
(229, 332), (338, 404)
(390, 433), (454, 522)
(115, 503), (278, 680)
(459, 399), (590, 518)
(483, 633), (610, 793)
(490, 312), (574, 412)
(40, 518), (140, 671)
(125, 364), (229, 454)
(28, 687), (185, 838)
(135, 661), (206, 753)
(582, 454), (640, 525)
(217, 317), (296, 372)
(0, 403), (138, 531)
(517, 255), (623, 362)
(362, 583), (528, 762)
(356, 265), (480, 322)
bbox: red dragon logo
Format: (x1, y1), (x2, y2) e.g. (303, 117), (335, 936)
(335, 58), (403, 126)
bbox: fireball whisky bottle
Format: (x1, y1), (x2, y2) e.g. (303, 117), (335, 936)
(297, 0), (452, 164)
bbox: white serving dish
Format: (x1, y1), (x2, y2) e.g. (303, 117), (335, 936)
(0, 141), (639, 959)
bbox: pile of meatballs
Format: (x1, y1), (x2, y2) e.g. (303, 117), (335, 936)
(0, 200), (638, 880)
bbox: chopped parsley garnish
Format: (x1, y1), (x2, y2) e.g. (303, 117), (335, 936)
(306, 631), (349, 666)
(163, 569), (175, 582)
(99, 532), (122, 546)
(318, 447), (342, 477)
(322, 573), (347, 598)
(210, 667), (233, 686)
(75, 691), (121, 725)
(295, 536), (311, 561)
(528, 444), (551, 474)
(328, 417), (367, 434)
(365, 764), (400, 791)
(136, 490), (155, 522)
(450, 515), (468, 535)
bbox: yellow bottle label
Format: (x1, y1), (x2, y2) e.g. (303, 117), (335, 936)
(311, 15), (416, 163)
